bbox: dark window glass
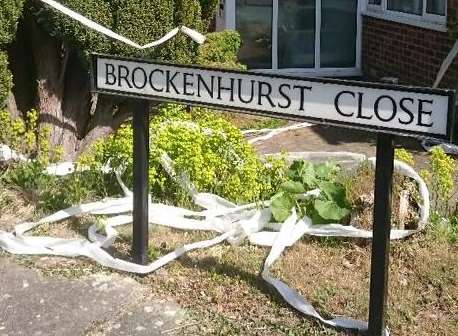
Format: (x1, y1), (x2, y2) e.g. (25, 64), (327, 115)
(236, 0), (273, 69)
(278, 0), (316, 68)
(387, 0), (423, 15)
(427, 0), (446, 15)
(321, 0), (357, 68)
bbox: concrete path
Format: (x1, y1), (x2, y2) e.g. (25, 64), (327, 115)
(0, 257), (186, 336)
(254, 124), (431, 167)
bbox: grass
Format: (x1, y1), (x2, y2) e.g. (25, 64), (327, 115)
(2, 211), (456, 336)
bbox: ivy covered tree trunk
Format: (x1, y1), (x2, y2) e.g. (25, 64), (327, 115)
(1, 0), (220, 160)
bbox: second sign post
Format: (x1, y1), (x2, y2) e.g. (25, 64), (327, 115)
(132, 99), (150, 266)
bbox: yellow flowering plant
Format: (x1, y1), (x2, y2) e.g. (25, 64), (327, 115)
(85, 104), (287, 206)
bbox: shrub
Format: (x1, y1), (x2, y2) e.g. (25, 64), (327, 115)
(418, 146), (457, 242)
(429, 146), (456, 201)
(196, 30), (245, 69)
(0, 109), (110, 212)
(84, 104), (286, 205)
(395, 148), (415, 166)
(0, 109), (62, 163)
(420, 146), (457, 215)
(0, 0), (24, 105)
(4, 159), (113, 211)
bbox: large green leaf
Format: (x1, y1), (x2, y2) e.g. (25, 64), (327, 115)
(315, 162), (339, 180)
(299, 162), (316, 188)
(270, 191), (295, 222)
(280, 181), (306, 194)
(314, 199), (350, 221)
(287, 160), (305, 181)
(287, 160), (315, 186)
(319, 181), (350, 208)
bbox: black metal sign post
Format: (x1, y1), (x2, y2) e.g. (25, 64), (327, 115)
(368, 134), (395, 336)
(132, 99), (150, 265)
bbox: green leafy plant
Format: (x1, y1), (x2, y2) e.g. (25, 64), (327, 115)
(0, 0), (24, 105)
(418, 146), (457, 242)
(0, 52), (12, 105)
(420, 146), (457, 216)
(0, 109), (62, 164)
(395, 148), (415, 166)
(4, 161), (113, 211)
(196, 30), (246, 69)
(0, 109), (110, 212)
(83, 104), (286, 206)
(270, 160), (351, 224)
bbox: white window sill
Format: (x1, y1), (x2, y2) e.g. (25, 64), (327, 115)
(250, 68), (363, 78)
(363, 10), (447, 32)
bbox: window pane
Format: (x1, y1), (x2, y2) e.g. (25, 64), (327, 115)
(278, 0), (315, 68)
(368, 0), (381, 5)
(387, 0), (423, 15)
(321, 0), (357, 68)
(427, 0), (446, 15)
(236, 0), (272, 69)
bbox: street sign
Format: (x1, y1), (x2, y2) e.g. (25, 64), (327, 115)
(91, 53), (455, 336)
(92, 54), (455, 140)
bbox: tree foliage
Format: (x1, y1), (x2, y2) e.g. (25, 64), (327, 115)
(198, 0), (220, 28)
(0, 0), (24, 45)
(0, 0), (24, 104)
(0, 52), (12, 105)
(0, 0), (238, 159)
(31, 0), (204, 65)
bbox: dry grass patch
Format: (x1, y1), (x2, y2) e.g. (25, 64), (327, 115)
(0, 186), (36, 232)
(1, 214), (456, 335)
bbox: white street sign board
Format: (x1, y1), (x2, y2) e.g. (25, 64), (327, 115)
(92, 54), (454, 139)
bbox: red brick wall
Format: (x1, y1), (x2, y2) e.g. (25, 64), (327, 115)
(362, 0), (458, 89)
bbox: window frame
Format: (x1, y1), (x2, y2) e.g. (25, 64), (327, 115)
(220, 0), (363, 77)
(365, 0), (447, 31)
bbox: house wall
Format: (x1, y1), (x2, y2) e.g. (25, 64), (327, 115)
(362, 0), (458, 89)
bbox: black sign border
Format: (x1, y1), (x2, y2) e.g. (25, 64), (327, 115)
(91, 53), (456, 141)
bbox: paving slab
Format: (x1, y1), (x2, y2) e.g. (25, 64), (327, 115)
(0, 257), (186, 336)
(104, 302), (185, 336)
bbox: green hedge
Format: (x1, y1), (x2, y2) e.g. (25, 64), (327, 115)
(196, 30), (245, 69)
(32, 0), (205, 65)
(0, 0), (24, 46)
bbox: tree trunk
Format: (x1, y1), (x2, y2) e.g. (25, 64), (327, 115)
(28, 16), (66, 148)
(10, 14), (136, 161)
(76, 96), (116, 156)
(6, 94), (19, 119)
(59, 51), (92, 159)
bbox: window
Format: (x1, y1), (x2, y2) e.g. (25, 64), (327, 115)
(427, 0), (446, 15)
(366, 0), (447, 31)
(236, 0), (273, 69)
(387, 0), (423, 15)
(277, 0), (316, 69)
(227, 0), (362, 76)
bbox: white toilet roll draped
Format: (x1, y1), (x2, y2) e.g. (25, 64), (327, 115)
(0, 150), (428, 335)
